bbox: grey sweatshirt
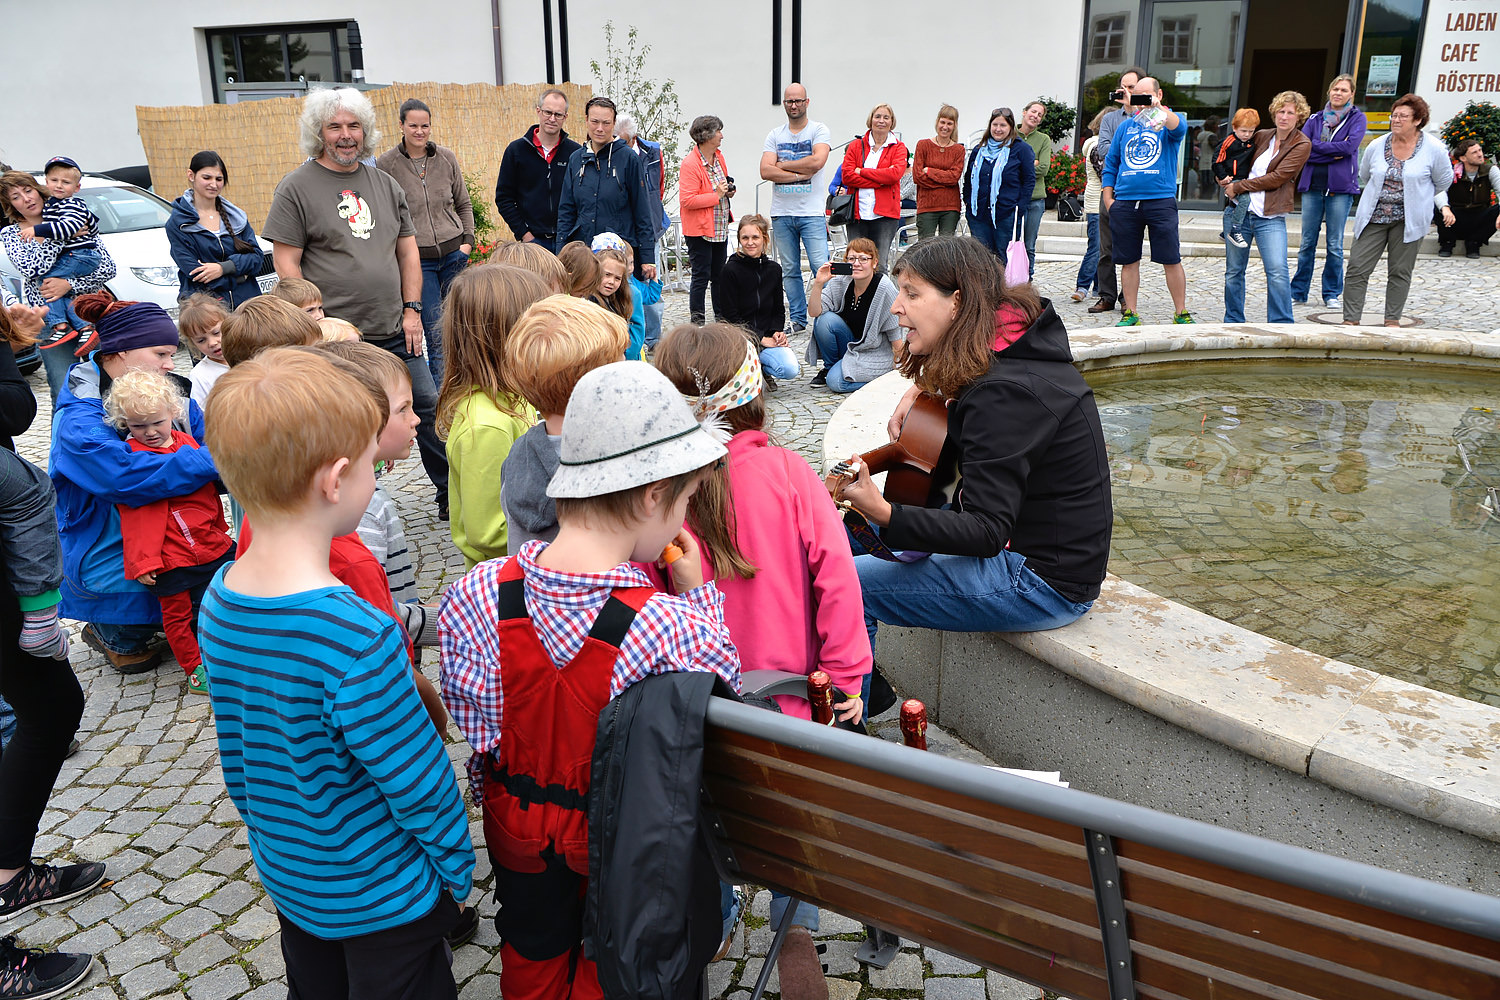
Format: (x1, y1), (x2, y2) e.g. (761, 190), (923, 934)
(500, 421), (562, 551)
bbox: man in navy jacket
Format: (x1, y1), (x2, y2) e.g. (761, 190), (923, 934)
(496, 88), (582, 253)
(555, 97), (658, 279)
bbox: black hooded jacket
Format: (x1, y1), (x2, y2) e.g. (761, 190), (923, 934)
(881, 301), (1112, 603)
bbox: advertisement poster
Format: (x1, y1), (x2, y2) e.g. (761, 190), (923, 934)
(1366, 55), (1401, 97)
(1415, 0), (1500, 133)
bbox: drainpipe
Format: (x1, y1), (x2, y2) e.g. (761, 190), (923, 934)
(347, 21), (365, 83)
(491, 0), (504, 85)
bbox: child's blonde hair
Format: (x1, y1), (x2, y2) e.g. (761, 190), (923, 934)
(105, 369), (187, 431)
(221, 297), (322, 367)
(268, 277), (322, 308)
(491, 241), (569, 293)
(206, 348), (382, 518)
(314, 339), (410, 414)
(590, 247), (633, 323)
(318, 316), (361, 342)
(557, 241), (601, 297)
(652, 323), (760, 579)
(436, 264), (551, 437)
(177, 293), (230, 347)
(507, 295), (629, 415)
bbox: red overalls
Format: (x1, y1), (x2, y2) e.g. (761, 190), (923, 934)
(484, 558), (653, 1000)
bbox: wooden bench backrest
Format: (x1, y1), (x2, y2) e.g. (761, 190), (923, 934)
(701, 700), (1500, 1000)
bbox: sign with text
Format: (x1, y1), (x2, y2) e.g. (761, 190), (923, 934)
(1415, 0), (1500, 134)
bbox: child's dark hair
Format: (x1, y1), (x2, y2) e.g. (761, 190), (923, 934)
(557, 241), (601, 298)
(554, 468), (705, 533)
(652, 323), (759, 580)
(590, 247), (633, 322)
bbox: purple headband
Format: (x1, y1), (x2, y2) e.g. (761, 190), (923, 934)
(96, 303), (180, 354)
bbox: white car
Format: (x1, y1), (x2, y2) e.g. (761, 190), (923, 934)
(0, 174), (276, 319)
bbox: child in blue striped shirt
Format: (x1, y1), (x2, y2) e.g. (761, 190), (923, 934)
(199, 347), (474, 999)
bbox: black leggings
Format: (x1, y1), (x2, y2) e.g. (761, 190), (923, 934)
(0, 592), (84, 869)
(685, 236), (726, 324)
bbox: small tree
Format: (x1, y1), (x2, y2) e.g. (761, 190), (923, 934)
(1033, 97), (1077, 145)
(588, 22), (687, 169)
(1440, 101), (1500, 163)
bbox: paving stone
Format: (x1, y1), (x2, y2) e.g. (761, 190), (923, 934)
(106, 811), (161, 835)
(869, 951), (925, 990)
(987, 970), (1043, 1000)
(25, 914), (78, 946)
(68, 890), (126, 927)
(133, 824), (189, 853)
(201, 848), (251, 876)
(179, 826), (233, 852)
(60, 921), (123, 955)
(202, 881), (258, 917)
(737, 958), (778, 993)
(56, 810), (112, 838)
(927, 977), (988, 1000)
(173, 934), (236, 977)
(185, 964), (250, 1000)
(811, 910), (863, 937)
(459, 975), (500, 1000)
(160, 804), (211, 826)
(103, 933), (171, 976)
(706, 959), (736, 997)
(245, 935), (285, 981)
(827, 978), (861, 1000)
(451, 943), (489, 983)
(226, 906), (279, 941)
(74, 987), (122, 1000)
(120, 960), (181, 1000)
(820, 938), (861, 976)
(161, 906), (222, 941)
(151, 846), (205, 880)
(162, 873), (226, 906)
(240, 985), (286, 1000)
(926, 947), (983, 975)
(115, 871), (165, 903)
(112, 896), (182, 935)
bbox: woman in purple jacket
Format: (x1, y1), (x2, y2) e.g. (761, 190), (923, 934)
(1290, 75), (1367, 308)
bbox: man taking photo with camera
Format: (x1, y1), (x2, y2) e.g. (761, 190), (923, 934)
(1088, 67), (1143, 313)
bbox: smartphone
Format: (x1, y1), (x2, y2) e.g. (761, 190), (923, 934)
(831, 261), (854, 275)
(1110, 89), (1126, 101)
(1130, 94), (1155, 106)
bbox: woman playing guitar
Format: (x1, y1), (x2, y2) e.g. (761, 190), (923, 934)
(830, 236), (1113, 682)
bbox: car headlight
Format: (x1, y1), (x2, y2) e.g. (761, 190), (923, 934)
(130, 266), (179, 286)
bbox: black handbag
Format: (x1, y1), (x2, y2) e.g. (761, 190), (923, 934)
(826, 191), (854, 228)
(1056, 194), (1084, 222)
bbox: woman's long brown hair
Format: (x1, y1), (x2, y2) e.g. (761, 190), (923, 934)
(435, 264), (551, 438)
(652, 323), (759, 580)
(891, 237), (1013, 398)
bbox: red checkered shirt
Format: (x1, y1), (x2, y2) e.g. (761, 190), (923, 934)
(439, 539), (742, 802)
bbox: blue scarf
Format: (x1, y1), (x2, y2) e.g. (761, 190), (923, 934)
(970, 139), (1011, 221)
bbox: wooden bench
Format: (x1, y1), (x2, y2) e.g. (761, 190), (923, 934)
(700, 694), (1500, 1000)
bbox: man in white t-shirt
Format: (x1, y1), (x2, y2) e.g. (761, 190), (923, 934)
(760, 83), (832, 332)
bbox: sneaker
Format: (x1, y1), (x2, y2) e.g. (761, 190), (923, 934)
(1324, 297), (1342, 309)
(811, 368), (829, 386)
(186, 663), (209, 696)
(37, 326), (77, 351)
(79, 625), (161, 675)
(1291, 298), (1307, 306)
(1070, 289), (1086, 302)
(446, 904), (480, 948)
(0, 937), (93, 1000)
(0, 861), (107, 922)
(1172, 311), (1196, 324)
(1467, 248), (1482, 259)
(789, 321), (807, 334)
(763, 375), (779, 394)
(1438, 246), (1453, 257)
(1115, 310), (1142, 327)
(1227, 232), (1249, 249)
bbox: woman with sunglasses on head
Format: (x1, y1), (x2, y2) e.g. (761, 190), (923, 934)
(962, 108), (1034, 264)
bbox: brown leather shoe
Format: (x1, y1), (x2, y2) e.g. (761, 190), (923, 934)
(81, 625), (163, 674)
(1087, 298), (1116, 314)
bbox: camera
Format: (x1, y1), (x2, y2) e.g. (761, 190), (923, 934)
(725, 175), (737, 196)
(1111, 89), (1126, 101)
(1130, 94), (1155, 106)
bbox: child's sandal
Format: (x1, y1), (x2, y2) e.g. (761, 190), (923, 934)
(186, 663), (210, 695)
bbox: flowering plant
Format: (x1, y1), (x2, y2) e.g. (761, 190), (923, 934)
(1046, 151), (1088, 196)
(1439, 102), (1500, 165)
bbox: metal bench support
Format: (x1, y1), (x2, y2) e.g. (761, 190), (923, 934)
(1084, 828), (1138, 1000)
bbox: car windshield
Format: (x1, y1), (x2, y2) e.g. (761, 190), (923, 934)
(77, 185), (173, 235)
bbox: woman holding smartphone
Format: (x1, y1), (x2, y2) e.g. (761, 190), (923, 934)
(806, 238), (904, 392)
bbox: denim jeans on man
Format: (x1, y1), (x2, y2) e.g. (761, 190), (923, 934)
(1022, 197), (1046, 279)
(1291, 191), (1352, 304)
(370, 331), (449, 495)
(1075, 213), (1100, 295)
(41, 249), (102, 329)
(1222, 208), (1293, 324)
(856, 547), (1092, 651)
(810, 313), (869, 393)
(419, 248), (469, 384)
(772, 216), (828, 327)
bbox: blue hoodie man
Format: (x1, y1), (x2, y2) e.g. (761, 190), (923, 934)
(166, 191), (265, 308)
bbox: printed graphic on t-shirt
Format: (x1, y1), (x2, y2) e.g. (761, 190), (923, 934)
(1123, 129), (1164, 173)
(338, 190), (374, 239)
(775, 139), (815, 195)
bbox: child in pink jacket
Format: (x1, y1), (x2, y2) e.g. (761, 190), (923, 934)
(654, 323), (871, 722)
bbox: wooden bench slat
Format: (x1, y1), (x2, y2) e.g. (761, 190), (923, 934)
(728, 841), (1109, 999)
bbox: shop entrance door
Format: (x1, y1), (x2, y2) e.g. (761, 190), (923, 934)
(1142, 0), (1245, 208)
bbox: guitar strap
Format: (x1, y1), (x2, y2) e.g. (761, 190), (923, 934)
(841, 508), (930, 564)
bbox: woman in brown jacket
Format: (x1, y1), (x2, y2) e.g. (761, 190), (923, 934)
(1220, 91), (1312, 323)
(913, 105), (965, 240)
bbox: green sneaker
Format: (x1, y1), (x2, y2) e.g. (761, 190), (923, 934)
(1115, 310), (1142, 327)
(1173, 311), (1196, 324)
(186, 662), (209, 695)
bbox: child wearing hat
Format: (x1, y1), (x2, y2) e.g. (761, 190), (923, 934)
(24, 157), (104, 352)
(439, 360), (741, 1000)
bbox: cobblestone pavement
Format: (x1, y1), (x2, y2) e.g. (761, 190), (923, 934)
(8, 250), (1493, 1000)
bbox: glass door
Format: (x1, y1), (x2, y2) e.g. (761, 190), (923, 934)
(1143, 0), (1246, 208)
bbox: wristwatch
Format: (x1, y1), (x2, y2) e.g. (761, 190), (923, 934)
(403, 301), (423, 313)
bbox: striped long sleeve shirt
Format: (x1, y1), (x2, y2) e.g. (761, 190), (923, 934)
(200, 570), (474, 939)
(34, 196), (99, 250)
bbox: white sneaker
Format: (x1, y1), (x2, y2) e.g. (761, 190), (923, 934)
(1324, 297), (1342, 309)
(1227, 232), (1249, 249)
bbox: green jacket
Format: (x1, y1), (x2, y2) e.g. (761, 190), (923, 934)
(1022, 129), (1053, 201)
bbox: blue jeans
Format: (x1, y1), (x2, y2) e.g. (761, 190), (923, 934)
(370, 332), (448, 494)
(1225, 198), (1250, 239)
(1291, 191), (1352, 303)
(1223, 210), (1293, 324)
(0, 696), (14, 749)
(772, 216), (829, 326)
(41, 249), (102, 329)
(965, 212), (1009, 265)
(759, 345), (799, 379)
(1022, 197), (1045, 279)
(856, 547), (1093, 649)
(419, 249), (469, 385)
(643, 299), (665, 349)
(1075, 213), (1100, 294)
(769, 894), (820, 933)
(40, 345), (77, 408)
(89, 621), (160, 655)
(811, 313), (869, 392)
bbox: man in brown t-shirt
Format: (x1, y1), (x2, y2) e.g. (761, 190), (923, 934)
(264, 88), (449, 511)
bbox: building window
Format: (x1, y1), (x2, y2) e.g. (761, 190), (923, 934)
(1158, 16), (1195, 63)
(1228, 13), (1240, 62)
(206, 22), (355, 101)
(1090, 14), (1128, 63)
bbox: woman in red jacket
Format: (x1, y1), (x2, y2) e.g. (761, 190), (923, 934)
(842, 104), (909, 271)
(678, 114), (734, 324)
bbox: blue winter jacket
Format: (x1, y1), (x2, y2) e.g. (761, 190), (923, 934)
(166, 192), (265, 308)
(555, 139), (657, 267)
(50, 360), (217, 624)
